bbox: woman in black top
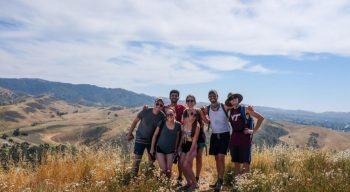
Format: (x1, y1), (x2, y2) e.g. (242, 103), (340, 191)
(150, 107), (181, 178)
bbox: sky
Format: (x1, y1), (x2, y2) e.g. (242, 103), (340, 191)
(1, 0), (350, 112)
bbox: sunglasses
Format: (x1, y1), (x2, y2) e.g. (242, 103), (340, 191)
(189, 112), (195, 116)
(166, 113), (174, 117)
(155, 103), (164, 107)
(186, 99), (195, 103)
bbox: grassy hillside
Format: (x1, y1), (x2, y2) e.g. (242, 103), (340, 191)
(0, 144), (349, 192)
(0, 95), (137, 146)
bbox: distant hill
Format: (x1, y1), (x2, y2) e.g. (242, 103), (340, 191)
(0, 87), (27, 105)
(1, 78), (349, 132)
(0, 78), (155, 107)
(255, 106), (350, 132)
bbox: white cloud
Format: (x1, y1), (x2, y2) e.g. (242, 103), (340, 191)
(0, 0), (349, 88)
(196, 56), (248, 71)
(245, 64), (276, 74)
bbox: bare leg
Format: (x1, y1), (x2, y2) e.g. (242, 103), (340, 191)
(165, 154), (174, 178)
(180, 153), (191, 185)
(156, 153), (167, 175)
(196, 148), (204, 180)
(234, 163), (241, 177)
(184, 153), (197, 189)
(132, 154), (142, 176)
(217, 154), (225, 179)
(242, 163), (250, 174)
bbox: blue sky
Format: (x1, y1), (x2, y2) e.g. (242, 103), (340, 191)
(1, 0), (350, 112)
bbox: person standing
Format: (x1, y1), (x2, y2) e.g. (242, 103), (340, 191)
(167, 90), (188, 184)
(201, 90), (232, 192)
(126, 97), (165, 176)
(226, 93), (264, 179)
(150, 107), (181, 178)
(179, 95), (201, 191)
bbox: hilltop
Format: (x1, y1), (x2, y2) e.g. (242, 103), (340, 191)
(0, 78), (155, 107)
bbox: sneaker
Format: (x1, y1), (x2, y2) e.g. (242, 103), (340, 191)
(186, 183), (199, 192)
(214, 183), (222, 192)
(176, 177), (183, 186)
(181, 184), (190, 190)
(209, 180), (218, 188)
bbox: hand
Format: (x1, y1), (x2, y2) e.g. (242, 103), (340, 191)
(150, 148), (155, 155)
(143, 105), (148, 110)
(246, 105), (254, 113)
(126, 133), (134, 141)
(243, 128), (253, 135)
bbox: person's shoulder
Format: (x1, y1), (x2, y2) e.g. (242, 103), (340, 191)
(175, 121), (182, 129)
(177, 104), (186, 110)
(143, 107), (153, 113)
(158, 110), (165, 117)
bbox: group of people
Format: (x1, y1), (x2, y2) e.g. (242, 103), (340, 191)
(126, 89), (264, 191)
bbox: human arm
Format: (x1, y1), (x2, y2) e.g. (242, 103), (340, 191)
(199, 106), (210, 124)
(126, 116), (140, 141)
(190, 125), (200, 153)
(150, 126), (160, 154)
(244, 106), (264, 134)
(174, 130), (180, 154)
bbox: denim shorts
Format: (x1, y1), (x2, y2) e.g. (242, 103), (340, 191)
(134, 142), (151, 156)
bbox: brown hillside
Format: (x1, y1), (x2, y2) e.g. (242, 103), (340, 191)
(278, 121), (350, 151)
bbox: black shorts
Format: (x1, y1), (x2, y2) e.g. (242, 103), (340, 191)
(181, 142), (192, 153)
(209, 132), (230, 155)
(229, 145), (252, 164)
(156, 146), (174, 155)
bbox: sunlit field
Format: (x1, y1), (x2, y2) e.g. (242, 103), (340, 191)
(0, 144), (349, 192)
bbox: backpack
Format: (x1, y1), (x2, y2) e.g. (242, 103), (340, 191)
(232, 105), (254, 131)
(207, 103), (228, 131)
(207, 103), (228, 118)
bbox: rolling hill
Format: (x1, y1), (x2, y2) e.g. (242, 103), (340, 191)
(1, 94), (350, 150)
(0, 78), (155, 107)
(1, 78), (349, 133)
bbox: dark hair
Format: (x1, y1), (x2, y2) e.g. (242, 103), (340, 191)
(169, 89), (180, 96)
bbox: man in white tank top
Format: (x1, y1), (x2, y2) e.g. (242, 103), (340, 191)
(201, 90), (232, 192)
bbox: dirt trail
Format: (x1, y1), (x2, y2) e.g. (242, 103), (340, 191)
(40, 132), (61, 144)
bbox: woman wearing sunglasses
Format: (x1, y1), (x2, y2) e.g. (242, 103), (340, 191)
(150, 107), (181, 178)
(179, 95), (203, 190)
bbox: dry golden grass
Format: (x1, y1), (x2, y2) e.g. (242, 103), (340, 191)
(1, 144), (349, 192)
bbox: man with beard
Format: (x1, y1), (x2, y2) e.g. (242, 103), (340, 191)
(127, 97), (165, 176)
(201, 90), (232, 192)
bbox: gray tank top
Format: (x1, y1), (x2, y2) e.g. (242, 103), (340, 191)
(209, 105), (231, 133)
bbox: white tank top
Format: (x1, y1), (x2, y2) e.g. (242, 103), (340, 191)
(209, 104), (231, 133)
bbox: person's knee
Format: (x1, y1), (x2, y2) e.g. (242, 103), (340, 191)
(196, 155), (202, 162)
